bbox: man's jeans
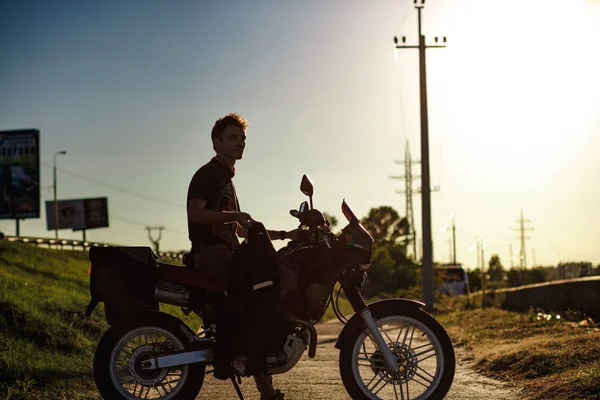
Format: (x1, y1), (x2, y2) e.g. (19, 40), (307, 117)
(193, 245), (297, 298)
(193, 245), (295, 396)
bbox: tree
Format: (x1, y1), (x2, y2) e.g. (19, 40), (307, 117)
(360, 206), (410, 246)
(487, 254), (505, 282)
(322, 212), (338, 229)
(362, 243), (419, 297)
(506, 268), (521, 287)
(467, 268), (482, 292)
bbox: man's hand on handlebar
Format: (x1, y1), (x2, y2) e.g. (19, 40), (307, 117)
(234, 212), (254, 229)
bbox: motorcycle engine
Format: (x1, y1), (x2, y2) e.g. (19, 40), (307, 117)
(305, 282), (330, 313)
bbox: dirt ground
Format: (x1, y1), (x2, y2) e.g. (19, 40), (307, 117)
(195, 320), (519, 399)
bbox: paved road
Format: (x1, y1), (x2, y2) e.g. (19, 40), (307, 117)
(196, 320), (519, 400)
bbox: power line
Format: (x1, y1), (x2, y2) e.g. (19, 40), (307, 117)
(41, 163), (184, 209)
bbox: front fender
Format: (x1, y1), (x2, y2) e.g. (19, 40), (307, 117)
(334, 298), (425, 350)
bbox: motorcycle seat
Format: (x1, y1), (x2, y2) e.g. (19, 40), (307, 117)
(156, 262), (226, 292)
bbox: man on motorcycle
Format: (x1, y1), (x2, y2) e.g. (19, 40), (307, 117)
(186, 112), (297, 400)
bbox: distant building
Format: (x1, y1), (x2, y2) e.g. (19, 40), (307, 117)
(556, 262), (593, 280)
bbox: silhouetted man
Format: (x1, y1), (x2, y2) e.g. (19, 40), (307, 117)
(187, 113), (297, 400)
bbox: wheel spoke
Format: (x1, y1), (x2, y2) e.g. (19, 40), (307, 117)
(408, 325), (416, 348)
(395, 322), (405, 344)
(417, 352), (437, 363)
(373, 378), (389, 396)
(411, 342), (433, 351)
(411, 370), (434, 387)
(381, 325), (395, 344)
(118, 353), (131, 365)
(414, 346), (436, 358)
(401, 324), (411, 348)
(365, 372), (379, 388)
(368, 375), (386, 393)
(158, 381), (170, 395)
(358, 356), (384, 364)
(415, 364), (435, 380)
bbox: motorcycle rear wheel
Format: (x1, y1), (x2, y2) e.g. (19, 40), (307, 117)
(93, 311), (205, 400)
(339, 302), (455, 400)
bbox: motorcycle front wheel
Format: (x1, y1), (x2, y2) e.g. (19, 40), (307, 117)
(339, 301), (455, 400)
(93, 311), (205, 400)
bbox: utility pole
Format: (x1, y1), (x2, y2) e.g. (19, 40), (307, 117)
(390, 141), (419, 259)
(474, 236), (487, 306)
(53, 150), (67, 239)
(452, 218), (457, 264)
(394, 0), (446, 311)
(390, 141), (440, 261)
(441, 215), (459, 264)
(146, 226), (165, 254)
(509, 243), (514, 268)
(514, 209), (533, 269)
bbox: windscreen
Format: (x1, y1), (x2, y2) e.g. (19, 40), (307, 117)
(341, 199), (358, 223)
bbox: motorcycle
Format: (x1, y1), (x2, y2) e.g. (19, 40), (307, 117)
(85, 175), (455, 400)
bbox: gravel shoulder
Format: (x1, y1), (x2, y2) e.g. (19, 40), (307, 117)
(196, 320), (519, 399)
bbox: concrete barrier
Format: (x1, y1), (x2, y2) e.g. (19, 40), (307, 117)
(471, 276), (600, 321)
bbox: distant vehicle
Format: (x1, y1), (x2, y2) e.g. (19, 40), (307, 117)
(437, 264), (470, 295)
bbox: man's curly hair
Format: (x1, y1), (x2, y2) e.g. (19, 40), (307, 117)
(211, 113), (248, 151)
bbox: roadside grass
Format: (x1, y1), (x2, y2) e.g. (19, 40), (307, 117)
(0, 241), (105, 399)
(438, 307), (600, 400)
(0, 242), (200, 399)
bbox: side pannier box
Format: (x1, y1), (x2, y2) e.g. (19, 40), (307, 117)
(88, 246), (158, 324)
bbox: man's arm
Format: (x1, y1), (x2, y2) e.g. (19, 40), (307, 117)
(267, 230), (289, 240)
(236, 228), (300, 241)
(188, 199), (252, 228)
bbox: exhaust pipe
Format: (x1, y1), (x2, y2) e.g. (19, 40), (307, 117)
(154, 280), (190, 306)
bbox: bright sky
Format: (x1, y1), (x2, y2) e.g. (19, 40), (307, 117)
(2, 0), (599, 269)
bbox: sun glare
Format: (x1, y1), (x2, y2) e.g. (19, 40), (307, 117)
(439, 0), (599, 181)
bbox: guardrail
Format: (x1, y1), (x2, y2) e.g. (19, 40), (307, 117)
(2, 235), (185, 261)
(471, 276), (600, 321)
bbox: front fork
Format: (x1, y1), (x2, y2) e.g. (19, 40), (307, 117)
(341, 281), (400, 372)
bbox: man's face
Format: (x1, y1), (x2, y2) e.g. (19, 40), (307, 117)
(214, 124), (246, 161)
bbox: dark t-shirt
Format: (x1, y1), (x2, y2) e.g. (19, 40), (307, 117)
(187, 157), (240, 251)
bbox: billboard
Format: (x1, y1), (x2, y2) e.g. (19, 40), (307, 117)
(0, 129), (40, 219)
(46, 197), (109, 231)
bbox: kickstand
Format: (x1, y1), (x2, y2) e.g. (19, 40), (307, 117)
(231, 376), (244, 400)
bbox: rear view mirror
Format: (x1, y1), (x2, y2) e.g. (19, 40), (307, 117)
(300, 175), (313, 197)
(300, 175), (314, 210)
(299, 201), (308, 213)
